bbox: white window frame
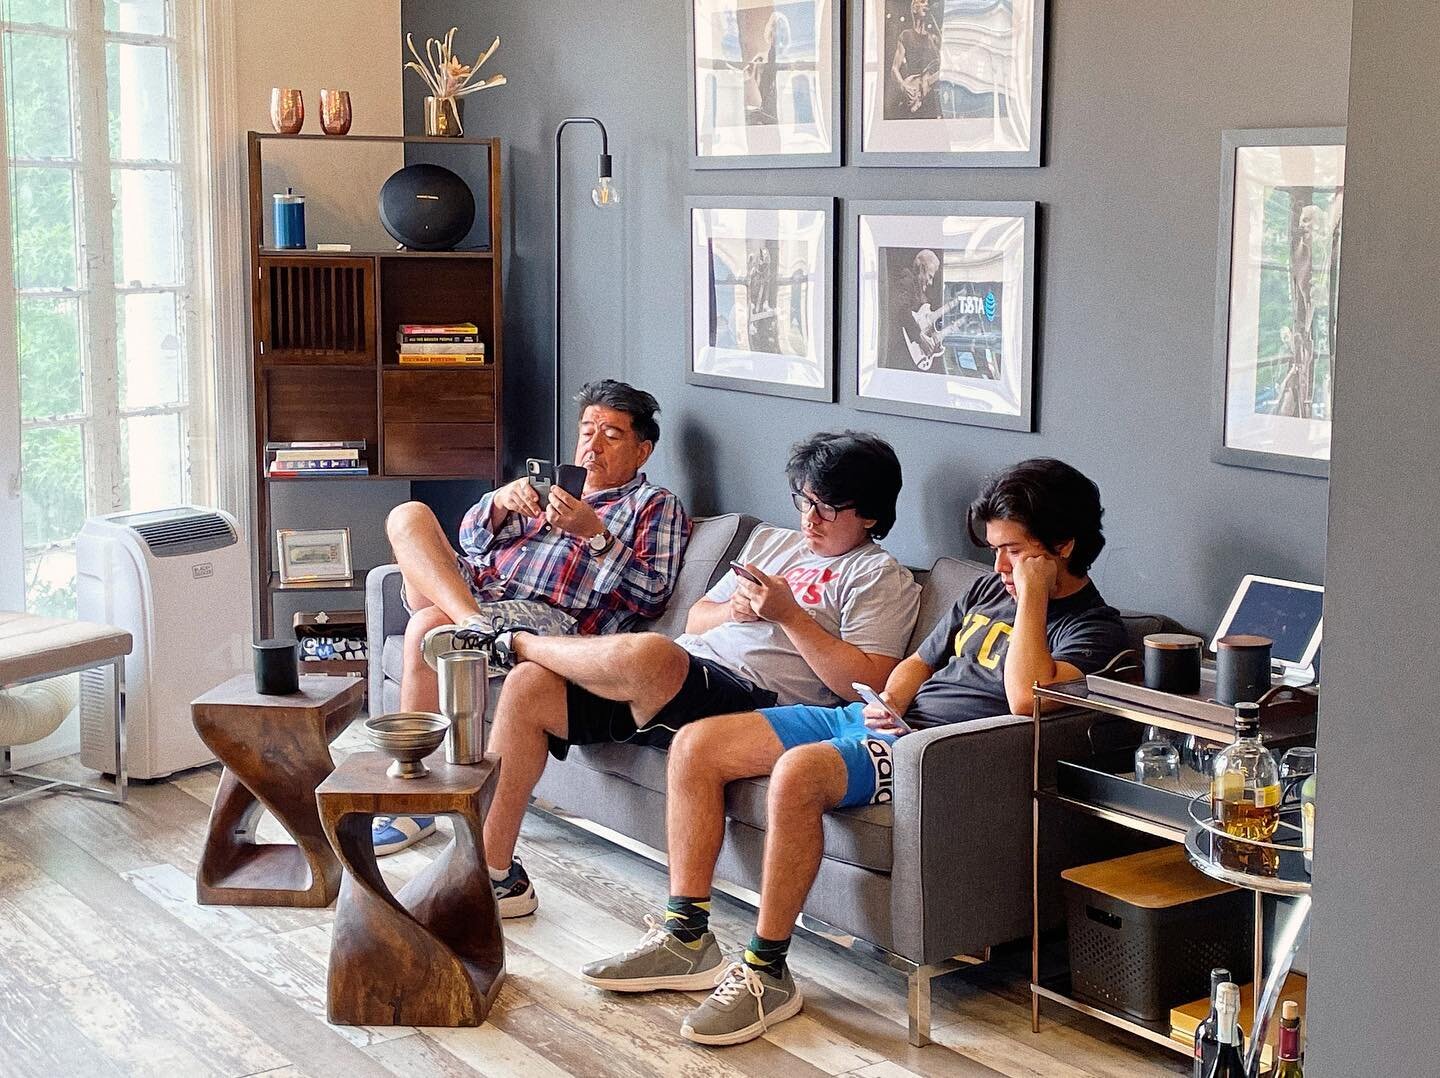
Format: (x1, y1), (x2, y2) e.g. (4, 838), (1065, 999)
(0, 0), (234, 613)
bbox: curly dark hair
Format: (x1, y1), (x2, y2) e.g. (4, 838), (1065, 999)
(966, 458), (1107, 575)
(574, 380), (661, 444)
(786, 431), (903, 540)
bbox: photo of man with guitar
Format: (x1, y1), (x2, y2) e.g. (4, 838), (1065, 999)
(880, 246), (1004, 379)
(886, 0), (943, 119)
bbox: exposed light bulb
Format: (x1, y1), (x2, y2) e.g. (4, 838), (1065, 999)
(592, 176), (620, 208)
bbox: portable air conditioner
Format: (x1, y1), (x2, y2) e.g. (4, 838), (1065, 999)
(76, 506), (251, 779)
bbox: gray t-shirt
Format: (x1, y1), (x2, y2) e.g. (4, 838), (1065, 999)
(677, 524), (922, 707)
(907, 573), (1128, 728)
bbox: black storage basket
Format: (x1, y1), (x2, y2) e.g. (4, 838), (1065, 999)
(1063, 857), (1251, 1024)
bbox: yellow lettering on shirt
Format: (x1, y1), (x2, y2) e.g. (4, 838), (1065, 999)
(977, 622), (1013, 669)
(953, 612), (990, 656)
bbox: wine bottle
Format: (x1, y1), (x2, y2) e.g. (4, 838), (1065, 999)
(1204, 982), (1246, 1078)
(1274, 999), (1304, 1077)
(1193, 968), (1232, 1078)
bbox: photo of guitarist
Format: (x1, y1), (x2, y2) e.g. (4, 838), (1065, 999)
(887, 0), (943, 119)
(883, 248), (945, 372)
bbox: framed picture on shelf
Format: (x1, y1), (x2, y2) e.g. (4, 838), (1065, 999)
(853, 200), (1036, 430)
(1213, 127), (1346, 477)
(852, 0), (1045, 167)
(688, 195), (835, 401)
(689, 0), (841, 168)
(276, 528), (353, 585)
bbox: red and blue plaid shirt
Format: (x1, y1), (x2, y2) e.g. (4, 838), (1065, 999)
(456, 473), (691, 635)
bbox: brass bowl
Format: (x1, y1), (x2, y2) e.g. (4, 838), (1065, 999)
(364, 712), (449, 779)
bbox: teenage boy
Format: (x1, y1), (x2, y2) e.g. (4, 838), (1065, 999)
(479, 432), (922, 917)
(582, 458), (1130, 1047)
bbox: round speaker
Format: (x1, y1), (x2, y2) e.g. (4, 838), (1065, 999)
(378, 163), (476, 251)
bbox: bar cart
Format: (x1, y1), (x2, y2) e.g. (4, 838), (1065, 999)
(1029, 678), (1315, 1068)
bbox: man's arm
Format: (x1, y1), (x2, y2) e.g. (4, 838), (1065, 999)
(686, 597), (733, 635)
(882, 653), (935, 712)
(1004, 558), (1084, 717)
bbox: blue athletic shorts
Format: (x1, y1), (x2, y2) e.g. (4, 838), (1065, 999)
(759, 701), (898, 809)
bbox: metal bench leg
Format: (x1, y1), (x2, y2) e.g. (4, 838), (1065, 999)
(908, 964), (936, 1046)
(112, 657), (127, 804)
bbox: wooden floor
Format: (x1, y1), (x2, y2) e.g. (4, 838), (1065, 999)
(0, 730), (1188, 1078)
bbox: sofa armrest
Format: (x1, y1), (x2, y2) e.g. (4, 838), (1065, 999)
(888, 706), (1096, 965)
(366, 564), (405, 709)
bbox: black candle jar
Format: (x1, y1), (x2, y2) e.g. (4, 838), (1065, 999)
(1142, 633), (1204, 694)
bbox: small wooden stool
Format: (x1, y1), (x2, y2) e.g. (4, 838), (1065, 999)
(316, 752), (505, 1027)
(192, 674), (364, 907)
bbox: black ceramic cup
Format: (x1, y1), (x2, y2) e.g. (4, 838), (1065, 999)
(253, 638), (299, 695)
(1215, 634), (1273, 705)
(1142, 633), (1204, 694)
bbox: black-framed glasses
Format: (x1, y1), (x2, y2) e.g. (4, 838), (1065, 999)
(791, 490), (853, 522)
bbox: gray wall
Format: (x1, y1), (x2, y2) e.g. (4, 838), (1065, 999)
(402, 0), (1349, 632)
(1305, 4), (1440, 1074)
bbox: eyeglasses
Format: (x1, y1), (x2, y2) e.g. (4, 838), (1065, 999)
(791, 490), (853, 522)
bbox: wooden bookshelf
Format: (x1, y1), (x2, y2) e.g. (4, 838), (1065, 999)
(247, 131), (504, 639)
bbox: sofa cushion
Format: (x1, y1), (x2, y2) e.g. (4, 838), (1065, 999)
(906, 556), (989, 653)
(643, 514), (756, 639)
(569, 738), (894, 873)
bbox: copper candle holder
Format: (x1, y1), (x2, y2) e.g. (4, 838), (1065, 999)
(270, 87), (304, 134)
(320, 89), (352, 136)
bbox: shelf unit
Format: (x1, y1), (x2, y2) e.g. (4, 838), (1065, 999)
(247, 131), (504, 643)
(1029, 681), (1316, 1064)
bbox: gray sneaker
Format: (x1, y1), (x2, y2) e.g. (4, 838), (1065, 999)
(681, 961), (804, 1046)
(580, 915), (725, 992)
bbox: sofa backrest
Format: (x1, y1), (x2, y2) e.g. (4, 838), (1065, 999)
(643, 513), (758, 639)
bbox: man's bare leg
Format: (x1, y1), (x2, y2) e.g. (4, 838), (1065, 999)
(512, 631), (690, 724)
(666, 713), (786, 897)
(399, 605), (452, 712)
(483, 661), (570, 872)
(386, 501), (481, 623)
(753, 743), (848, 940)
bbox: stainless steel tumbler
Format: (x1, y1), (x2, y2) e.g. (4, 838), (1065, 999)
(438, 650), (488, 764)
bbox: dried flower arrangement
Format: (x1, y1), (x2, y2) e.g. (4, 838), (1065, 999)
(404, 28), (507, 135)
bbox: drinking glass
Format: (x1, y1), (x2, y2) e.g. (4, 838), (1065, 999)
(1135, 740), (1180, 784)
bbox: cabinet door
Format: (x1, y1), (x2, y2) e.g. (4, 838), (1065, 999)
(258, 256), (376, 365)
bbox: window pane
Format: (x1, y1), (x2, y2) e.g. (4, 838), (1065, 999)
(3, 31), (74, 158)
(19, 294), (82, 418)
(12, 166), (79, 288)
(21, 424), (86, 547)
(112, 167), (178, 285)
(3, 0), (68, 28)
(117, 290), (180, 408)
(25, 546), (77, 618)
(107, 41), (172, 161)
(104, 0), (165, 35)
(122, 412), (185, 511)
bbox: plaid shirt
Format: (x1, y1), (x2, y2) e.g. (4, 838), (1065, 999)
(456, 473), (691, 635)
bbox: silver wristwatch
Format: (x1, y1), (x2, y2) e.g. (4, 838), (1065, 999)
(587, 529), (613, 554)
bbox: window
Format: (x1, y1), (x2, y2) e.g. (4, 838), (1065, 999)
(1, 0), (212, 616)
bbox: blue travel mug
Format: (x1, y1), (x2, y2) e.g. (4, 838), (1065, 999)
(273, 188), (306, 249)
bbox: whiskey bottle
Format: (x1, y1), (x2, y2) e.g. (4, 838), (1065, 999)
(1211, 702), (1282, 872)
(1274, 999), (1305, 1077)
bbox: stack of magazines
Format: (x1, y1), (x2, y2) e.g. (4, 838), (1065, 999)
(267, 441), (369, 478)
(397, 322), (487, 365)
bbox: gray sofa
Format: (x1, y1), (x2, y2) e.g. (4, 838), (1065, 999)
(366, 513), (1174, 1044)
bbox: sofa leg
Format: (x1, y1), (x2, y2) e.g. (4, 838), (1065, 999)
(907, 965), (934, 1047)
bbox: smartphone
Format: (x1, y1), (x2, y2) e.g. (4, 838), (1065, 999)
(525, 457), (553, 500)
(729, 560), (765, 585)
(852, 682), (911, 731)
(556, 463), (587, 498)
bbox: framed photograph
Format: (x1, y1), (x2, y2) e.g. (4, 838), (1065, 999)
(276, 528), (353, 584)
(688, 195), (835, 401)
(689, 0), (841, 168)
(852, 0), (1045, 167)
(1213, 128), (1345, 477)
(853, 200), (1036, 430)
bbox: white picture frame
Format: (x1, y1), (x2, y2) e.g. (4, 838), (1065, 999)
(276, 527), (353, 584)
(853, 200), (1036, 430)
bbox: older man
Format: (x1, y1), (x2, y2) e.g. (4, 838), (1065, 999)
(377, 379), (689, 854)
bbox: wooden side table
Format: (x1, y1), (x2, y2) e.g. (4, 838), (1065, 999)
(316, 751), (505, 1027)
(192, 674), (364, 907)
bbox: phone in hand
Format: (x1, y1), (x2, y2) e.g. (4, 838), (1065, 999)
(729, 560), (765, 586)
(852, 682), (911, 732)
(526, 458), (554, 501)
(555, 463), (587, 498)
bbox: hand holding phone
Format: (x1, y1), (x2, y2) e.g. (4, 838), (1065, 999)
(853, 682), (912, 733)
(730, 560), (765, 586)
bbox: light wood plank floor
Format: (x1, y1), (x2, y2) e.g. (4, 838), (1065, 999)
(0, 730), (1188, 1078)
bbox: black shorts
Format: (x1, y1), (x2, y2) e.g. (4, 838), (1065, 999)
(549, 653), (779, 760)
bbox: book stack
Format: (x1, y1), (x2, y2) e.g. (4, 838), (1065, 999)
(267, 440), (369, 478)
(397, 322), (487, 366)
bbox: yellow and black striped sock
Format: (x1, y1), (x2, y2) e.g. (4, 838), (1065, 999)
(663, 895), (712, 945)
(742, 933), (791, 977)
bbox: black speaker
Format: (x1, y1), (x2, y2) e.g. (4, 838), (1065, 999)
(378, 163), (476, 251)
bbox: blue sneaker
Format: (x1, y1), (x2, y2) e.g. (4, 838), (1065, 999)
(372, 815), (437, 857)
